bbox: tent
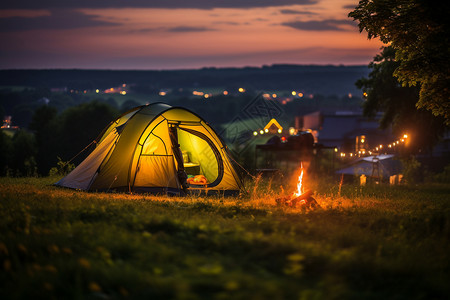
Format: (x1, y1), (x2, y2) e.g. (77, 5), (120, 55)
(336, 154), (403, 179)
(55, 103), (243, 195)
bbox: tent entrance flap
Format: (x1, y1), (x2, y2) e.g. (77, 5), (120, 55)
(169, 124), (188, 192)
(177, 127), (223, 187)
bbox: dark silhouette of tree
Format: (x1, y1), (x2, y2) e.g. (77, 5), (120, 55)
(29, 105), (58, 175)
(349, 0), (450, 125)
(55, 101), (119, 166)
(11, 130), (37, 176)
(0, 130), (13, 176)
(356, 47), (447, 154)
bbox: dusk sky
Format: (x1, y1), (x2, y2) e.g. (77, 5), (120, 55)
(0, 0), (383, 70)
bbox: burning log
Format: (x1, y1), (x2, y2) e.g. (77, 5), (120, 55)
(275, 163), (319, 209)
(275, 189), (320, 209)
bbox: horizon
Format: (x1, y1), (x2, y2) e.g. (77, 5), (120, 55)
(0, 63), (370, 72)
(0, 0), (383, 70)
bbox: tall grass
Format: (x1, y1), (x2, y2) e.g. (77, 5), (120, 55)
(0, 176), (449, 299)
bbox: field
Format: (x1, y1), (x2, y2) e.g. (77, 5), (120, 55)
(1, 176), (449, 299)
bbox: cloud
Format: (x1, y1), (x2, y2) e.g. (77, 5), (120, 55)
(0, 9), (120, 31)
(168, 26), (215, 32)
(279, 9), (317, 15)
(343, 4), (358, 10)
(1, 0), (317, 10)
(282, 19), (356, 31)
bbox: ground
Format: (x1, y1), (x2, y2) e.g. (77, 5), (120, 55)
(0, 176), (449, 299)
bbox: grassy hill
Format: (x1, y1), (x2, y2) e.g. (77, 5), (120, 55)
(1, 176), (449, 299)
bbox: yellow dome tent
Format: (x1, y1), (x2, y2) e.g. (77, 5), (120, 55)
(55, 103), (243, 196)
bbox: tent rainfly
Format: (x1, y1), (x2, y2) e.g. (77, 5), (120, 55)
(55, 103), (243, 195)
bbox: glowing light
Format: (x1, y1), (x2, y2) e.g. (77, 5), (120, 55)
(159, 91), (167, 96)
(264, 128), (269, 133)
(376, 147), (379, 151)
(193, 91), (204, 96)
(238, 88), (245, 93)
(289, 127), (296, 135)
(122, 84), (126, 87)
(401, 139), (405, 142)
(223, 91), (228, 95)
(334, 148), (338, 152)
(361, 138), (365, 143)
(259, 130), (264, 135)
(350, 153), (353, 157)
(363, 92), (368, 97)
(403, 134), (408, 138)
(278, 129), (282, 134)
(298, 93), (304, 97)
(95, 89), (99, 93)
(291, 91), (297, 96)
(388, 144), (392, 148)
(253, 131), (258, 136)
(281, 136), (286, 142)
(204, 94), (210, 99)
(293, 163), (304, 197)
(272, 93), (277, 98)
(120, 91), (127, 95)
(379, 145), (383, 149)
(348, 93), (352, 98)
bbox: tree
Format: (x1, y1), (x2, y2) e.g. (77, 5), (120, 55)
(56, 101), (119, 165)
(356, 46), (447, 154)
(349, 0), (450, 125)
(29, 105), (58, 175)
(11, 130), (37, 176)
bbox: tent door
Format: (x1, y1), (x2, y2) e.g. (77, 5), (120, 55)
(168, 124), (188, 192)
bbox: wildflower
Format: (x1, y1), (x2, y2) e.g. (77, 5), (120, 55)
(78, 258), (91, 269)
(62, 247), (72, 254)
(89, 282), (102, 292)
(17, 243), (27, 254)
(45, 265), (57, 273)
(47, 244), (60, 254)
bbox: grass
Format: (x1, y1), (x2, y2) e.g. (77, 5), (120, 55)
(1, 176), (449, 299)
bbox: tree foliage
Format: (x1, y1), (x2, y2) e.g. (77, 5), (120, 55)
(356, 46), (447, 153)
(349, 0), (450, 125)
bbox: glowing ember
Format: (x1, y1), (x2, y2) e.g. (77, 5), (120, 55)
(293, 163), (304, 198)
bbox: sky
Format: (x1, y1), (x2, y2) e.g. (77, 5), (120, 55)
(0, 0), (383, 70)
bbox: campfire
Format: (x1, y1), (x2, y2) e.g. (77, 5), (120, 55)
(276, 163), (319, 209)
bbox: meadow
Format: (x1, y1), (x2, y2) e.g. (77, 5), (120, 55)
(0, 176), (449, 299)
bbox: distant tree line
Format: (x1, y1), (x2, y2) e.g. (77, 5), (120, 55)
(0, 101), (119, 176)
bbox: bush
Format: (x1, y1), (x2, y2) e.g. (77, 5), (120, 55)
(401, 156), (422, 184)
(49, 156), (75, 176)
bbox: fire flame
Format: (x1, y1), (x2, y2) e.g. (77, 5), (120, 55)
(293, 163), (304, 198)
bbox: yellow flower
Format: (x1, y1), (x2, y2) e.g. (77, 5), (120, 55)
(89, 282), (102, 292)
(17, 243), (27, 254)
(45, 265), (58, 273)
(78, 258), (91, 269)
(47, 244), (60, 254)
